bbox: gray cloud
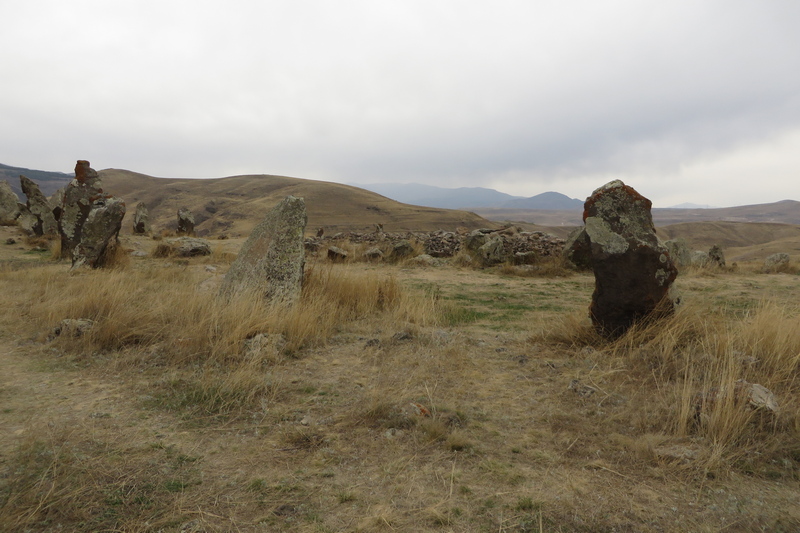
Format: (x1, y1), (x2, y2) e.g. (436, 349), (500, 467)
(2, 0), (799, 206)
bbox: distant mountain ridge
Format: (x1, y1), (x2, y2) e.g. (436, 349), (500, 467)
(356, 182), (582, 210)
(0, 163), (73, 197)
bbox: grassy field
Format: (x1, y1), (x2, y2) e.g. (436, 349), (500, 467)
(1, 226), (800, 532)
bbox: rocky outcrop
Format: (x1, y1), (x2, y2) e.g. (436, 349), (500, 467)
(576, 180), (678, 337)
(133, 202), (150, 234)
(19, 175), (58, 236)
(219, 196), (307, 305)
(177, 208), (195, 235)
(59, 160), (126, 268)
(0, 180), (21, 225)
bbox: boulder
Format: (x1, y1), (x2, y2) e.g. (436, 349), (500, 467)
(50, 187), (66, 221)
(167, 237), (212, 257)
(219, 195), (307, 305)
(579, 180), (678, 337)
(664, 239), (691, 268)
(177, 207), (195, 235)
(19, 175), (58, 236)
(477, 235), (508, 266)
(132, 202), (150, 234)
(0, 180), (21, 225)
(691, 250), (709, 267)
(362, 247), (384, 261)
(763, 252), (790, 273)
(327, 246), (348, 261)
(71, 197), (126, 269)
(391, 240), (415, 259)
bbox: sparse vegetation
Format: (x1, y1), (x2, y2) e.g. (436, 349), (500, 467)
(1, 224), (799, 531)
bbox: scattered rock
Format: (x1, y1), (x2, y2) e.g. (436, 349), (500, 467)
(50, 318), (95, 340)
(130, 250), (147, 257)
(391, 240), (415, 259)
(19, 175), (58, 236)
(410, 253), (443, 267)
(219, 195), (307, 305)
(391, 331), (414, 342)
(177, 207), (195, 235)
(568, 379), (597, 397)
(167, 237), (212, 257)
(694, 379), (779, 416)
(327, 246), (348, 261)
(204, 265), (217, 272)
(132, 202), (150, 234)
(691, 250), (710, 267)
(362, 247), (384, 261)
(763, 252), (790, 273)
(5, 238), (16, 245)
(577, 180), (678, 337)
(243, 333), (287, 358)
(0, 180), (21, 225)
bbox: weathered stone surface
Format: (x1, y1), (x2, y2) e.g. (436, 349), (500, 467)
(477, 235), (509, 266)
(362, 247), (384, 261)
(391, 240), (414, 259)
(133, 202), (150, 234)
(691, 250), (709, 267)
(177, 207), (195, 235)
(19, 175), (58, 236)
(219, 195), (307, 305)
(50, 187), (66, 221)
(564, 227), (591, 269)
(59, 160), (106, 260)
(167, 237), (212, 257)
(410, 253), (443, 267)
(763, 252), (790, 273)
(664, 239), (691, 268)
(708, 245), (725, 268)
(579, 180), (678, 337)
(327, 246), (348, 261)
(71, 197), (126, 269)
(0, 180), (21, 225)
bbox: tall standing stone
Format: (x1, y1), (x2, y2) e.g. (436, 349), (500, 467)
(571, 180), (678, 337)
(177, 208), (195, 235)
(0, 180), (21, 225)
(59, 160), (126, 268)
(133, 202), (150, 234)
(219, 196), (307, 305)
(19, 175), (58, 236)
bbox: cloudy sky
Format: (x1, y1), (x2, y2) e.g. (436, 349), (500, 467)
(2, 1), (799, 207)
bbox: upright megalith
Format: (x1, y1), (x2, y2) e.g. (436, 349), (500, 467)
(219, 196), (307, 305)
(177, 208), (195, 235)
(133, 202), (150, 234)
(59, 160), (126, 268)
(0, 180), (21, 225)
(19, 175), (58, 236)
(570, 180), (678, 337)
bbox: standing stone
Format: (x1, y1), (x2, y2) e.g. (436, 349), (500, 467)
(763, 253), (790, 273)
(708, 245), (726, 268)
(219, 196), (307, 305)
(577, 180), (678, 337)
(60, 160), (105, 259)
(19, 175), (58, 236)
(664, 239), (692, 268)
(133, 202), (150, 234)
(177, 208), (195, 235)
(59, 160), (126, 268)
(0, 180), (21, 225)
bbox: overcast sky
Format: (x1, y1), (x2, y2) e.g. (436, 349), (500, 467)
(2, 1), (799, 207)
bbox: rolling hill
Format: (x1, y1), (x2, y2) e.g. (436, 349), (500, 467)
(0, 163), (73, 197)
(98, 170), (499, 236)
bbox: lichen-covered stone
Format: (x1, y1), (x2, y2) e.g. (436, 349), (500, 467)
(763, 252), (790, 273)
(60, 160), (106, 259)
(19, 175), (58, 236)
(0, 180), (21, 225)
(71, 197), (126, 269)
(219, 196), (307, 305)
(391, 240), (415, 259)
(708, 245), (726, 268)
(133, 202), (150, 234)
(168, 237), (212, 257)
(563, 227), (592, 269)
(177, 207), (195, 235)
(579, 180), (678, 337)
(478, 235), (508, 266)
(664, 239), (691, 268)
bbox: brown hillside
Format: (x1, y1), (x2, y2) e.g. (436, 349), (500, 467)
(99, 169), (499, 236)
(657, 221), (800, 261)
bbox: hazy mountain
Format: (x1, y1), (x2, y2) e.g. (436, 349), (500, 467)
(356, 182), (523, 209)
(0, 163), (73, 198)
(667, 202), (715, 209)
(501, 191), (584, 210)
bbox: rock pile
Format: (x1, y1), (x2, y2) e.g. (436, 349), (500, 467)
(566, 180), (678, 337)
(219, 195), (307, 305)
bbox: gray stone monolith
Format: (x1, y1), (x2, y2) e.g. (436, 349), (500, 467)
(219, 195), (307, 305)
(578, 180), (678, 337)
(60, 160), (105, 259)
(71, 197), (126, 269)
(177, 208), (195, 235)
(19, 175), (58, 236)
(133, 202), (150, 234)
(0, 180), (21, 225)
